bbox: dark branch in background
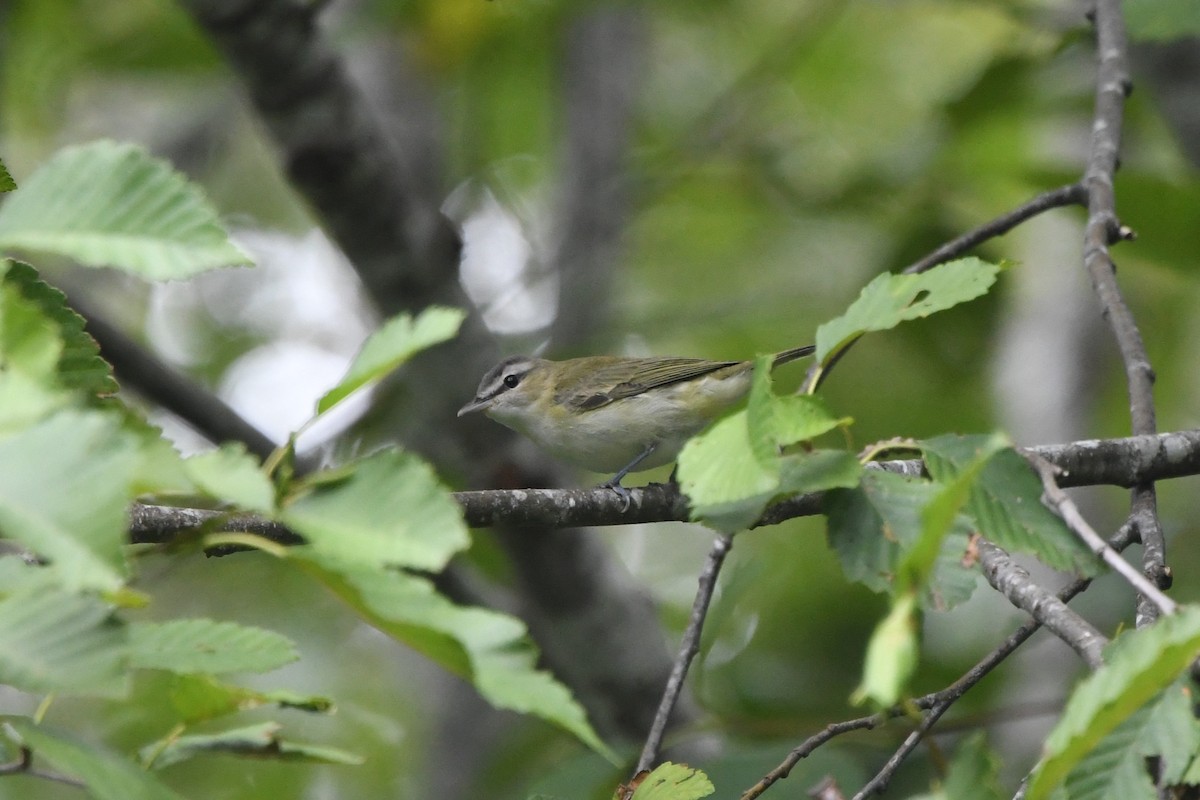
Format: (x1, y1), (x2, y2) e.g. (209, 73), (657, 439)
(130, 429), (1200, 540)
(547, 8), (642, 352)
(635, 534), (733, 774)
(1079, 0), (1168, 627)
(66, 292), (278, 461)
(170, 0), (685, 750)
(177, 0), (458, 312)
(740, 525), (1138, 800)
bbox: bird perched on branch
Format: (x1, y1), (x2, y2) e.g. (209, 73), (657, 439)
(459, 345), (816, 501)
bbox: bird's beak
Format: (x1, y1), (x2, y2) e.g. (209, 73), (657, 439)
(457, 398), (490, 417)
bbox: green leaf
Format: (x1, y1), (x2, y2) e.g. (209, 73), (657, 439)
(0, 158), (15, 192)
(629, 762), (715, 800)
(1183, 749), (1200, 785)
(183, 443), (275, 514)
(0, 366), (71, 433)
(0, 260), (63, 384)
(899, 433), (1005, 592)
(298, 555), (615, 760)
(852, 590), (920, 707)
(814, 257), (1001, 362)
(939, 732), (1003, 800)
(1025, 607), (1200, 800)
(298, 558), (471, 673)
(921, 436), (1097, 575)
(316, 306), (466, 414)
(1, 259), (117, 397)
(140, 722), (363, 769)
(777, 450), (863, 494)
(1064, 680), (1200, 800)
(771, 394), (853, 447)
(0, 409), (138, 592)
(679, 360), (857, 532)
(282, 449), (469, 571)
(678, 411), (778, 509)
(1124, 0), (1200, 41)
(825, 471), (979, 610)
(0, 587), (128, 697)
(126, 414), (196, 498)
(166, 674), (332, 724)
(0, 140), (251, 279)
(684, 446), (859, 533)
(7, 720), (185, 800)
(130, 619), (299, 675)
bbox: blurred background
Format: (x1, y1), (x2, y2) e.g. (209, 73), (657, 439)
(2, 0), (1198, 797)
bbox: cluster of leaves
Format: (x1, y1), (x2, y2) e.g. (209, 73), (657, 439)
(2, 141), (1199, 800)
(0, 142), (611, 799)
(669, 259), (1200, 799)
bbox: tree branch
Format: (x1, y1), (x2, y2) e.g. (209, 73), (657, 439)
(176, 0), (459, 314)
(635, 533), (733, 775)
(806, 182), (1088, 394)
(977, 538), (1107, 668)
(67, 292), (278, 461)
(168, 0), (686, 749)
(902, 184), (1087, 275)
(548, 7), (643, 353)
(1027, 455), (1176, 616)
(1080, 0), (1167, 623)
(129, 429), (1200, 543)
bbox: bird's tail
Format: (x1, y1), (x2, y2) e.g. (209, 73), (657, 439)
(771, 344), (816, 367)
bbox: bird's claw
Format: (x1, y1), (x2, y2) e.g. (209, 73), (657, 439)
(602, 479), (633, 513)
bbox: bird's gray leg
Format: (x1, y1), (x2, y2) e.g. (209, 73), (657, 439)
(601, 443), (657, 511)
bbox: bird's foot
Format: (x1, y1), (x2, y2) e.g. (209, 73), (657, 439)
(601, 477), (633, 513)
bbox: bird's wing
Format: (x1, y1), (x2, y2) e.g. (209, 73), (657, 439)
(564, 357), (741, 411)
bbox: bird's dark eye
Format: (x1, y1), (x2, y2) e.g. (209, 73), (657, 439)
(503, 373), (520, 389)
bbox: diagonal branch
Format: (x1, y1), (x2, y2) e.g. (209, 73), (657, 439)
(68, 292), (278, 461)
(176, 0), (459, 314)
(635, 533), (734, 774)
(805, 182), (1088, 394)
(168, 0), (685, 748)
(976, 538), (1107, 668)
(1027, 455), (1176, 615)
(903, 184), (1087, 275)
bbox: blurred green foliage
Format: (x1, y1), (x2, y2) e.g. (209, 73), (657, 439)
(2, 0), (1199, 797)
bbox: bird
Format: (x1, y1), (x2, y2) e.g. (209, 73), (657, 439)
(458, 344), (816, 501)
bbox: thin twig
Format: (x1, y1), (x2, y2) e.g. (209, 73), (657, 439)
(902, 184), (1087, 275)
(805, 183), (1088, 394)
(1028, 455), (1176, 616)
(849, 702), (952, 800)
(635, 533), (734, 774)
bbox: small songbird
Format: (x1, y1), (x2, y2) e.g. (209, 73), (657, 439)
(458, 345), (816, 497)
